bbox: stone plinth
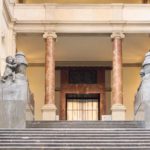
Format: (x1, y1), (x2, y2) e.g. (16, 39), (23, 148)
(0, 74), (34, 128)
(0, 101), (26, 128)
(136, 74), (150, 128)
(0, 74), (28, 101)
(42, 104), (57, 120)
(111, 104), (126, 120)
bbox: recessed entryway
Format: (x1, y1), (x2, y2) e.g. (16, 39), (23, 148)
(66, 94), (100, 121)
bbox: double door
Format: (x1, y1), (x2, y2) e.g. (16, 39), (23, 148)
(67, 94), (99, 121)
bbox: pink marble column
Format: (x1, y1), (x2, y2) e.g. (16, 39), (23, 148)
(42, 32), (57, 120)
(43, 32), (57, 105)
(111, 32), (125, 105)
(111, 33), (126, 120)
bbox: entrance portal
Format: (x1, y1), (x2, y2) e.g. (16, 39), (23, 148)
(60, 67), (106, 120)
(66, 94), (99, 121)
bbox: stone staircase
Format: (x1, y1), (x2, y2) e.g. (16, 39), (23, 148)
(1, 121), (150, 149)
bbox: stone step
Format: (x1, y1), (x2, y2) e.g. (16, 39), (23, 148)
(1, 128), (148, 131)
(1, 129), (150, 132)
(1, 134), (149, 138)
(1, 143), (150, 146)
(27, 121), (142, 123)
(1, 135), (150, 139)
(1, 137), (150, 141)
(0, 147), (150, 150)
(1, 136), (150, 139)
(26, 121), (143, 125)
(1, 133), (150, 136)
(1, 139), (150, 143)
(26, 121), (143, 124)
(26, 125), (143, 128)
(1, 130), (149, 135)
(0, 133), (150, 137)
(26, 121), (144, 128)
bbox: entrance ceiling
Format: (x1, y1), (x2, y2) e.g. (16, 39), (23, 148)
(22, 0), (143, 4)
(16, 34), (150, 64)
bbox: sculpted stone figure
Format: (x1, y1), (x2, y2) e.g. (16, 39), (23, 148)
(1, 52), (28, 83)
(0, 52), (34, 128)
(15, 51), (28, 76)
(135, 50), (150, 128)
(2, 56), (17, 82)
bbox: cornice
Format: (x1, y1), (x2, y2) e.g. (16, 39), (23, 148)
(14, 20), (150, 24)
(14, 20), (150, 34)
(14, 3), (150, 8)
(3, 1), (150, 34)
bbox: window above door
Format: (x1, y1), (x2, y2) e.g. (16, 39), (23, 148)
(69, 68), (97, 84)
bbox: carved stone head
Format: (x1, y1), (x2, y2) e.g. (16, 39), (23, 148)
(6, 56), (14, 64)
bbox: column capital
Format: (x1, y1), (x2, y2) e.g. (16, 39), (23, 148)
(43, 32), (57, 39)
(111, 32), (125, 39)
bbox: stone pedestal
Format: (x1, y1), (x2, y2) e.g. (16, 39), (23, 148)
(42, 104), (57, 120)
(0, 74), (34, 128)
(0, 52), (34, 128)
(0, 101), (26, 128)
(144, 102), (150, 128)
(111, 104), (126, 120)
(136, 73), (150, 128)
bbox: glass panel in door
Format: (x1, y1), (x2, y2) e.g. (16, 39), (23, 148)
(67, 94), (99, 121)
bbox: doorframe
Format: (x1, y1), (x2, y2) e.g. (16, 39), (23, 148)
(60, 67), (106, 120)
(66, 93), (100, 120)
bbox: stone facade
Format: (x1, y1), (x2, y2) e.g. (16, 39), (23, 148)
(1, 0), (150, 121)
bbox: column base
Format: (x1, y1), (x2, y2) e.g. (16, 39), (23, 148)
(111, 104), (126, 121)
(42, 104), (57, 120)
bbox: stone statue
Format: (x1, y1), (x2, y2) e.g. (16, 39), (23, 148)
(141, 50), (150, 77)
(15, 51), (28, 75)
(1, 51), (28, 83)
(135, 50), (150, 128)
(1, 56), (17, 82)
(0, 52), (34, 128)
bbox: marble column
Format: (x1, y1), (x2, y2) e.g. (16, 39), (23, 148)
(42, 32), (57, 120)
(111, 32), (126, 121)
